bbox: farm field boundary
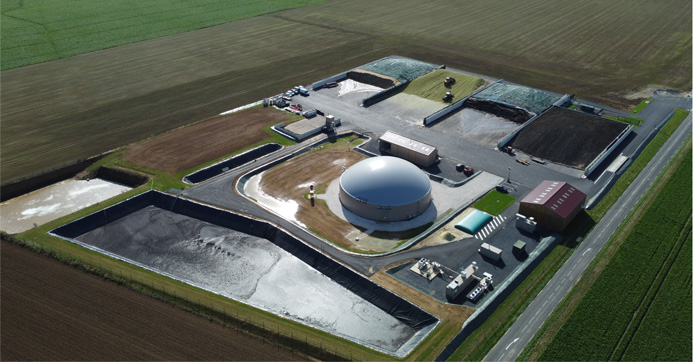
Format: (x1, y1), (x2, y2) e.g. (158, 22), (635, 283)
(523, 138), (691, 361)
(5, 179), (450, 361)
(0, 0), (328, 70)
(3, 1), (691, 185)
(0, 239), (307, 361)
(444, 110), (691, 361)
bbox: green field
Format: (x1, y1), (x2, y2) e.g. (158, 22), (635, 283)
(473, 190), (516, 216)
(449, 110), (690, 361)
(0, 0), (327, 70)
(2, 0), (690, 184)
(535, 144), (692, 361)
(402, 69), (486, 102)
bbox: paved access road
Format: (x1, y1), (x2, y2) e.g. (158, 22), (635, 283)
(483, 111), (691, 362)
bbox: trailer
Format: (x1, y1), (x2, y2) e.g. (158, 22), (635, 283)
(478, 242), (502, 261)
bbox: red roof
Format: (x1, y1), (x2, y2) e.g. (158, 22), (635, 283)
(521, 181), (586, 218)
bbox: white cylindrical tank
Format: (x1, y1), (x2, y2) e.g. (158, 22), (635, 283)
(339, 156), (432, 221)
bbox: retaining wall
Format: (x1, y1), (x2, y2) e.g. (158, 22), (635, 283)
(312, 72), (348, 90)
(95, 167), (149, 187)
(183, 144), (282, 184)
(362, 81), (410, 107)
(497, 105), (554, 149)
(1, 154), (107, 202)
(423, 79), (502, 126)
(583, 125), (633, 177)
(50, 190), (437, 332)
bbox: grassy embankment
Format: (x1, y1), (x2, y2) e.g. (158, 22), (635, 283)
(523, 137), (691, 361)
(447, 108), (690, 361)
(5, 119), (456, 361)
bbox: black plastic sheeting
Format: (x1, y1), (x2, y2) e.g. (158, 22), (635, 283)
(183, 143), (282, 184)
(51, 190), (437, 331)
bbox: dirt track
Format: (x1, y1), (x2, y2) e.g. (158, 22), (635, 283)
(0, 240), (303, 361)
(124, 107), (293, 174)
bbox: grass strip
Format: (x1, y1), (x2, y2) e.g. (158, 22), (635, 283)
(530, 140), (691, 361)
(590, 108), (689, 219)
(447, 211), (593, 361)
(603, 114), (643, 127)
(521, 136), (691, 360)
(631, 97), (653, 114)
(447, 109), (689, 361)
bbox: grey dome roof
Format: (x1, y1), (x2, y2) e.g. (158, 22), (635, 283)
(340, 156), (431, 206)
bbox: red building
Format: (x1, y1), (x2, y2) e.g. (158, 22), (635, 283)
(519, 181), (586, 231)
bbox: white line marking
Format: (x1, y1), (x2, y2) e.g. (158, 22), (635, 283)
(582, 247), (592, 256)
(505, 338), (520, 351)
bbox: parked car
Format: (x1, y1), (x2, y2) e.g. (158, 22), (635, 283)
(495, 185), (509, 193)
(325, 81), (338, 88)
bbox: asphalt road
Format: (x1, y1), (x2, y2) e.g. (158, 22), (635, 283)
(181, 83), (606, 276)
(483, 111), (691, 362)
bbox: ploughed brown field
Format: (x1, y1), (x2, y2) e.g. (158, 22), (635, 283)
(2, 0), (690, 184)
(123, 107), (293, 174)
(0, 240), (304, 361)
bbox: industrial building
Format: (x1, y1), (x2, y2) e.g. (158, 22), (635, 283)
(518, 181), (586, 231)
(445, 262), (479, 300)
(339, 156), (432, 221)
(379, 131), (438, 167)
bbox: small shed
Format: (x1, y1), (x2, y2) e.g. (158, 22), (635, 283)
(513, 240), (527, 253)
(455, 209), (493, 234)
(379, 130), (438, 167)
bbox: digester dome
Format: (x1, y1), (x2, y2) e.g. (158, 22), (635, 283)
(339, 156), (431, 207)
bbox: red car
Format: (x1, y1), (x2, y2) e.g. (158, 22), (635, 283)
(325, 81), (338, 88)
